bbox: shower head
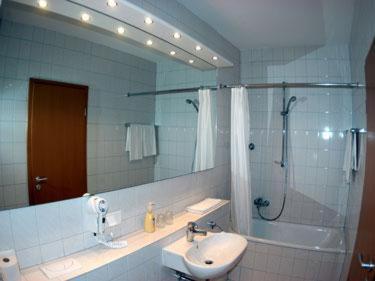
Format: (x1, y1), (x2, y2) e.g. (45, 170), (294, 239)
(186, 99), (199, 113)
(281, 96), (297, 116)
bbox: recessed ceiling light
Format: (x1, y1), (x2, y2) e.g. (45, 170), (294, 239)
(37, 0), (47, 8)
(146, 40), (153, 46)
(144, 17), (153, 25)
(107, 0), (117, 7)
(81, 13), (91, 22)
(170, 51), (176, 56)
(117, 26), (125, 35)
(195, 45), (202, 51)
(212, 56), (218, 61)
(173, 32), (181, 39)
(189, 59), (194, 64)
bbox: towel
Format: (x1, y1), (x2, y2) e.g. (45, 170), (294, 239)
(142, 125), (157, 157)
(186, 198), (223, 214)
(343, 131), (353, 183)
(343, 130), (365, 183)
(125, 124), (143, 161)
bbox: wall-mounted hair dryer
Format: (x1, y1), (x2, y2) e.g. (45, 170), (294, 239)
(85, 196), (109, 235)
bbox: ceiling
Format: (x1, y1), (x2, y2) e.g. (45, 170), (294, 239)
(177, 0), (356, 50)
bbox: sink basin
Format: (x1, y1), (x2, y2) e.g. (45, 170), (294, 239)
(162, 232), (247, 280)
(184, 232), (247, 279)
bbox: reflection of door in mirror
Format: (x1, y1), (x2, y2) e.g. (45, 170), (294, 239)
(27, 79), (88, 205)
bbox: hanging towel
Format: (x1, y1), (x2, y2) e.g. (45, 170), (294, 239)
(125, 124), (143, 161)
(343, 130), (353, 183)
(142, 125), (157, 157)
(343, 130), (365, 183)
(186, 198), (223, 214)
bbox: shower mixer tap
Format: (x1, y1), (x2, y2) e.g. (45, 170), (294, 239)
(254, 197), (270, 208)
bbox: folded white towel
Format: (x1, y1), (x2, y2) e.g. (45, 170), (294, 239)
(142, 125), (157, 157)
(186, 198), (223, 214)
(125, 124), (143, 161)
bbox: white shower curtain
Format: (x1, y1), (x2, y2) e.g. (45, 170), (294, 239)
(194, 89), (216, 172)
(231, 87), (252, 235)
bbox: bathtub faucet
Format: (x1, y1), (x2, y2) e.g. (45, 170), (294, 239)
(254, 197), (270, 208)
(186, 222), (207, 242)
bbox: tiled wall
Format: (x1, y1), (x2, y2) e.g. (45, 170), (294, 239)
(241, 45), (353, 227)
(0, 0), (239, 274)
(0, 19), (157, 209)
(229, 240), (345, 281)
(341, 0), (375, 279)
(155, 60), (217, 180)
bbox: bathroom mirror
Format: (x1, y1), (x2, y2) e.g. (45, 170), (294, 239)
(0, 1), (218, 210)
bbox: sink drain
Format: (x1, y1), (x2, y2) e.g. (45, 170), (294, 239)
(205, 260), (213, 265)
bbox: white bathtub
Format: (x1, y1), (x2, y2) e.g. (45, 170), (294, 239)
(229, 219), (346, 281)
(245, 219), (345, 253)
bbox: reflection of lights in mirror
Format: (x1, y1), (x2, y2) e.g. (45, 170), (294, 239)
(117, 26), (125, 35)
(0, 3), (217, 210)
(107, 0), (118, 8)
(37, 0), (48, 8)
(81, 13), (91, 22)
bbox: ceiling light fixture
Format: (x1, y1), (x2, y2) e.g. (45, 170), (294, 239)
(212, 56), (218, 61)
(107, 0), (117, 8)
(37, 0), (47, 8)
(170, 51), (176, 56)
(81, 13), (91, 22)
(144, 17), (153, 25)
(146, 40), (153, 46)
(189, 59), (194, 64)
(117, 26), (125, 35)
(173, 32), (181, 39)
(195, 45), (202, 51)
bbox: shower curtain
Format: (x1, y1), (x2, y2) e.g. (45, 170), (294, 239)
(231, 87), (251, 235)
(194, 89), (216, 172)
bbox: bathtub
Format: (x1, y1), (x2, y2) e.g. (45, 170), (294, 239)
(248, 219), (345, 253)
(230, 219), (346, 281)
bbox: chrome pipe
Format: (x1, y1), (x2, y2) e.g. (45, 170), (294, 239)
(126, 82), (364, 97)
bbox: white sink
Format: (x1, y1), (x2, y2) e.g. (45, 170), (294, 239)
(162, 232), (247, 280)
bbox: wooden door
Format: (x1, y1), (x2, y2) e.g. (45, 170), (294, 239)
(348, 40), (375, 280)
(28, 79), (88, 205)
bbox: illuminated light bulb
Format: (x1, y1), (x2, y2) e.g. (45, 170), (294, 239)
(144, 17), (153, 25)
(173, 32), (181, 39)
(170, 51), (176, 56)
(195, 45), (202, 51)
(189, 59), (194, 64)
(117, 26), (125, 35)
(81, 13), (91, 22)
(212, 56), (218, 61)
(107, 0), (117, 7)
(37, 0), (47, 8)
(146, 40), (153, 46)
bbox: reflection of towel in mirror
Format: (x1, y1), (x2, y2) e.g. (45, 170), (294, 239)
(343, 130), (365, 183)
(125, 124), (143, 161)
(142, 125), (157, 157)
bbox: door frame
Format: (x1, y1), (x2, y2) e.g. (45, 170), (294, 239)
(27, 78), (89, 205)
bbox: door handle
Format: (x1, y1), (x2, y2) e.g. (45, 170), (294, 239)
(35, 176), (48, 183)
(358, 254), (375, 272)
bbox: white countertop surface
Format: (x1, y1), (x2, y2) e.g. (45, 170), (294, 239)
(20, 200), (229, 281)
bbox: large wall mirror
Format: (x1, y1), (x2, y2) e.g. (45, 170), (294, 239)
(0, 0), (219, 210)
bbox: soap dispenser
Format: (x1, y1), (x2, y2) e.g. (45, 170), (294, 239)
(144, 202), (155, 233)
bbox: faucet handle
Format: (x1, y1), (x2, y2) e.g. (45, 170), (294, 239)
(187, 221), (197, 230)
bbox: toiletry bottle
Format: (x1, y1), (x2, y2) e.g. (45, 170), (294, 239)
(144, 202), (155, 233)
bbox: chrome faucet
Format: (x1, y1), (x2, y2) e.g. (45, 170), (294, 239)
(186, 222), (207, 242)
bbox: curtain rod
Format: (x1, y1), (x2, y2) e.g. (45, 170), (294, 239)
(126, 82), (364, 97)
